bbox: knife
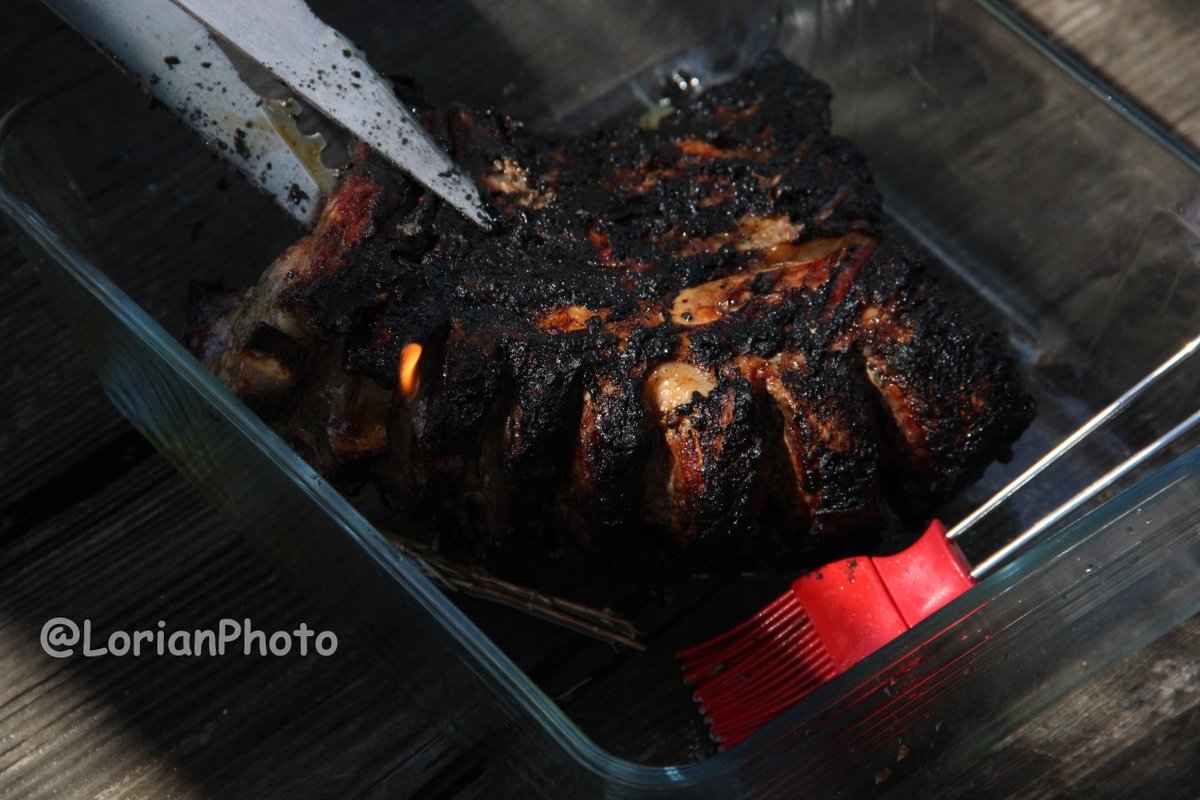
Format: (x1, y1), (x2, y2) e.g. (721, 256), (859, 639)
(40, 0), (493, 230)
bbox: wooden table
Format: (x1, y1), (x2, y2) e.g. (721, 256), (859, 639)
(2, 1), (1197, 797)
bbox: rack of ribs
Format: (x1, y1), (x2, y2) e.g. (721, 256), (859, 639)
(187, 52), (1035, 571)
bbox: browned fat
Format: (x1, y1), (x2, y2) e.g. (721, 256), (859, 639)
(644, 362), (718, 418)
(536, 305), (611, 333)
(673, 213), (804, 259)
(481, 157), (552, 208)
(670, 233), (876, 326)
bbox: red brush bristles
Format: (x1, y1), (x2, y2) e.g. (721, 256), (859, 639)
(679, 597), (836, 745)
(677, 520), (974, 748)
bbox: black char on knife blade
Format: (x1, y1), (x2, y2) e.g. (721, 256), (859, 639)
(187, 52), (1035, 572)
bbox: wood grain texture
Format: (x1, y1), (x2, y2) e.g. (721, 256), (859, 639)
(937, 619), (1200, 799)
(1007, 0), (1200, 146)
(0, 459), (480, 799)
(1, 0), (1199, 797)
(0, 17), (137, 514)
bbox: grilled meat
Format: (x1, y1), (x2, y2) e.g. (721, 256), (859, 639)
(188, 52), (1035, 570)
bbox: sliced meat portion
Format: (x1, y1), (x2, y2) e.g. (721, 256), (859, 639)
(567, 371), (652, 551)
(501, 336), (585, 525)
(282, 343), (393, 476)
(758, 352), (883, 537)
(851, 249), (1034, 508)
(643, 364), (763, 557)
(187, 168), (391, 414)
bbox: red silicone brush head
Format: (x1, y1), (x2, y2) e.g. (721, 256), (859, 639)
(677, 520), (974, 748)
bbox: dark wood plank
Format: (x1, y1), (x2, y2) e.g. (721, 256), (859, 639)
(0, 457), (468, 800)
(1008, 0), (1200, 147)
(936, 619), (1200, 799)
(0, 16), (141, 512)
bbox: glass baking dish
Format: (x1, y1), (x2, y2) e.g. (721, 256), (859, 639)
(4, 0), (1200, 794)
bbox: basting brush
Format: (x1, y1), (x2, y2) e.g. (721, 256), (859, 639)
(677, 519), (970, 748)
(677, 344), (1200, 748)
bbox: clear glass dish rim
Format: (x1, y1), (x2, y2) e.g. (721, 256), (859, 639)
(2, 0), (1199, 787)
(975, 1), (1200, 177)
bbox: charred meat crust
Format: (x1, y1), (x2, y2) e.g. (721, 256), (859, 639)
(188, 51), (1034, 572)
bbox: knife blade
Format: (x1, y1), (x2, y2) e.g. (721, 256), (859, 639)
(171, 0), (494, 229)
(42, 0), (330, 225)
